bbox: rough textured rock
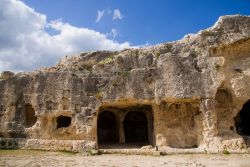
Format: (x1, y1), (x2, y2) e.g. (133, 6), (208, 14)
(0, 15), (250, 153)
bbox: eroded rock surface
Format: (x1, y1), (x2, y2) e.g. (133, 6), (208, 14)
(0, 15), (250, 153)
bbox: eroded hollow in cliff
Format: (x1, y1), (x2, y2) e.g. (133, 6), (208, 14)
(124, 111), (148, 143)
(24, 104), (37, 128)
(234, 100), (250, 136)
(97, 105), (154, 148)
(158, 102), (202, 148)
(97, 111), (118, 144)
(56, 115), (71, 129)
(215, 88), (234, 136)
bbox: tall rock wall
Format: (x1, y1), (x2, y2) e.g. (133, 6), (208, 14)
(0, 15), (250, 153)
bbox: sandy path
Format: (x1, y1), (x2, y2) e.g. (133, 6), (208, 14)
(0, 150), (250, 167)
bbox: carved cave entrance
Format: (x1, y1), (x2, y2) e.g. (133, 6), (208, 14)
(215, 88), (234, 136)
(24, 104), (37, 128)
(235, 100), (250, 146)
(97, 105), (154, 148)
(124, 111), (148, 143)
(97, 111), (118, 144)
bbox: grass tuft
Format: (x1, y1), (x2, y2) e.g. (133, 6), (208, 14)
(223, 149), (230, 155)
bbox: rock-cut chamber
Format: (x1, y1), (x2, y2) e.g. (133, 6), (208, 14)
(97, 105), (154, 148)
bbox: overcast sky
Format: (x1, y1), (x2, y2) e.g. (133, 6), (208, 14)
(0, 0), (249, 72)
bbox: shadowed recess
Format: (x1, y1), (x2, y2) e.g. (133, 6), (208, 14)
(97, 111), (117, 144)
(56, 116), (71, 129)
(123, 111), (148, 143)
(235, 100), (250, 136)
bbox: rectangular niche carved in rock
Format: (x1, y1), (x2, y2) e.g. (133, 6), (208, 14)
(56, 115), (71, 129)
(97, 104), (154, 149)
(157, 102), (202, 149)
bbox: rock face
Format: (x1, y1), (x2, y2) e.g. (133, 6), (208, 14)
(0, 15), (250, 153)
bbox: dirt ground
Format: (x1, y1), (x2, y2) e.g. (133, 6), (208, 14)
(0, 150), (250, 167)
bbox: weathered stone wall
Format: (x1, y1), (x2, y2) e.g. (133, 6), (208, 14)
(0, 15), (250, 153)
(154, 101), (202, 148)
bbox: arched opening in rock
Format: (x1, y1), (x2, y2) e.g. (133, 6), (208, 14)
(123, 111), (148, 144)
(215, 88), (234, 136)
(24, 104), (37, 128)
(97, 105), (154, 148)
(56, 115), (71, 129)
(97, 111), (117, 144)
(234, 100), (250, 136)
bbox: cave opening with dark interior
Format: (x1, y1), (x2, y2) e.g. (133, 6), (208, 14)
(234, 100), (250, 136)
(24, 104), (37, 128)
(123, 111), (148, 143)
(97, 111), (118, 144)
(56, 115), (71, 129)
(97, 105), (154, 148)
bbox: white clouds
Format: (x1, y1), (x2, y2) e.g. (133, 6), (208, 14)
(0, 0), (130, 72)
(111, 29), (119, 39)
(107, 28), (119, 39)
(95, 9), (123, 22)
(95, 10), (105, 23)
(113, 9), (123, 20)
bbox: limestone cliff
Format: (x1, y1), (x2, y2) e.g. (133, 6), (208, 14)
(0, 15), (250, 153)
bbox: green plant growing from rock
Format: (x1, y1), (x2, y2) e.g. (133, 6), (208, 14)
(121, 70), (131, 77)
(155, 51), (161, 59)
(99, 55), (114, 65)
(134, 49), (140, 56)
(118, 67), (132, 78)
(78, 60), (96, 71)
(215, 64), (220, 70)
(111, 79), (120, 87)
(223, 149), (230, 155)
(201, 30), (214, 38)
(164, 43), (173, 52)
